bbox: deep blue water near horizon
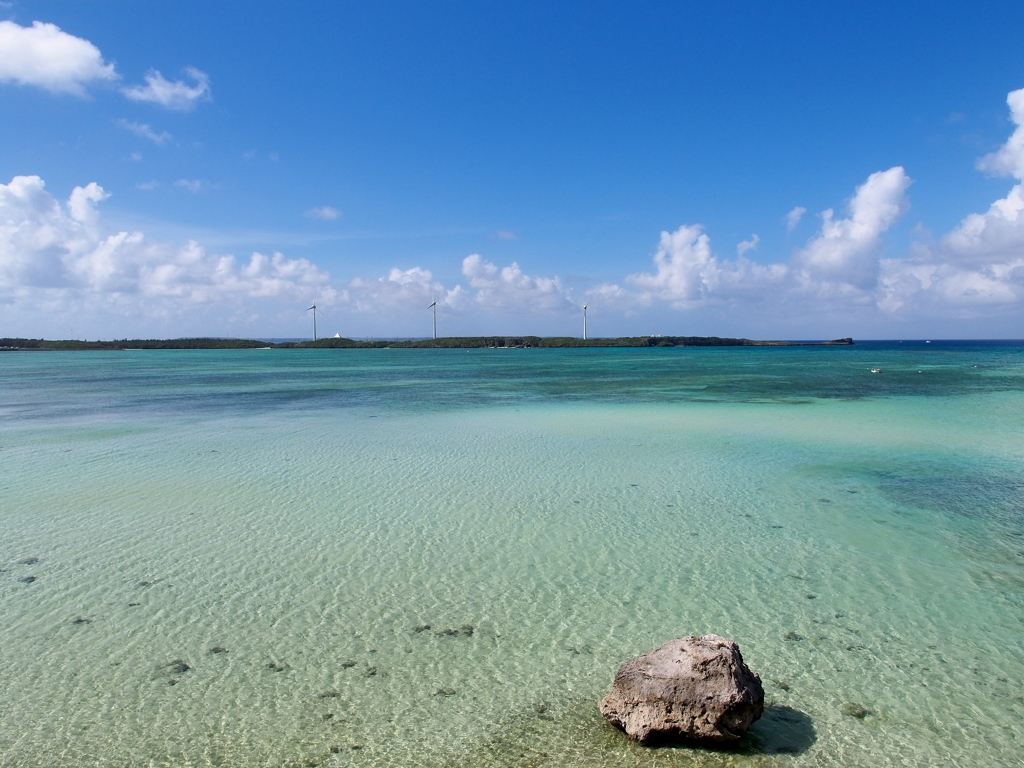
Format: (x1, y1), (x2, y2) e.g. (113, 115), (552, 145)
(1, 342), (1022, 767)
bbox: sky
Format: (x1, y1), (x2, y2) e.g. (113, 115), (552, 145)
(2, 1), (1024, 340)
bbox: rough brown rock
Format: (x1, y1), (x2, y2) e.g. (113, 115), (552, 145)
(599, 634), (764, 744)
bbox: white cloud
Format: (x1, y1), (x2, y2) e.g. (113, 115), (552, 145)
(174, 179), (206, 194)
(2, 174), (589, 336)
(116, 119), (171, 145)
(136, 180), (160, 191)
(795, 167), (911, 289)
(877, 259), (1023, 315)
(345, 257), (574, 322)
(462, 254), (570, 311)
(305, 206), (340, 221)
(622, 225), (787, 309)
(736, 234), (759, 256)
(8, 89), (1024, 337)
(0, 175), (334, 310)
(784, 206), (806, 232)
(929, 88), (1024, 265)
(598, 171), (908, 314)
(609, 170), (907, 314)
(609, 108), (1023, 327)
(586, 282), (629, 303)
(496, 230), (518, 240)
(0, 20), (117, 96)
(122, 66), (210, 111)
(345, 266), (462, 313)
(976, 88), (1024, 179)
(626, 225), (714, 305)
(938, 185), (1024, 263)
(0, 175), (488, 337)
(876, 89), (1024, 316)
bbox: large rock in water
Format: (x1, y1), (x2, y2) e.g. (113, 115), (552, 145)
(599, 635), (764, 744)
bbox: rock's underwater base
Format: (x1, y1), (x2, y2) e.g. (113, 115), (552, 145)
(600, 635), (764, 745)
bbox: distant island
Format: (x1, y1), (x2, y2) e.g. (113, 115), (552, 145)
(1, 336), (854, 350)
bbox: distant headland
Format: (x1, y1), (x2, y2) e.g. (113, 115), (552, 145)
(1, 336), (854, 350)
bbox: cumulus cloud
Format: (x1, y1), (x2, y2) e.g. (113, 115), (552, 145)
(877, 258), (1022, 315)
(0, 176), (499, 336)
(0, 20), (212, 116)
(795, 167), (911, 289)
(597, 170), (907, 316)
(594, 171), (909, 313)
(116, 119), (171, 145)
(877, 89), (1024, 315)
(605, 93), (1024, 326)
(8, 89), (1024, 336)
(122, 66), (210, 111)
(736, 234), (759, 256)
(0, 20), (117, 96)
(976, 89), (1024, 179)
(462, 254), (570, 311)
(618, 225), (787, 309)
(305, 206), (340, 221)
(0, 175), (334, 311)
(931, 88), (1024, 265)
(0, 174), (528, 340)
(784, 206), (806, 232)
(345, 266), (462, 313)
(625, 225), (714, 305)
(937, 186), (1024, 264)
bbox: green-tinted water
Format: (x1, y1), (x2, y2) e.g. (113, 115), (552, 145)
(1, 344), (1022, 767)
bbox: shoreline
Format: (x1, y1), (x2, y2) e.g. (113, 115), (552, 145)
(0, 335), (855, 351)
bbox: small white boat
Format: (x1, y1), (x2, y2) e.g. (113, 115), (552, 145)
(870, 368), (881, 373)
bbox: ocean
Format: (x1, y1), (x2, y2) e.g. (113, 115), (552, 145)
(1, 342), (1022, 767)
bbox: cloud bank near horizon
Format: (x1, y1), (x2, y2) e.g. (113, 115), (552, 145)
(2, 87), (1024, 337)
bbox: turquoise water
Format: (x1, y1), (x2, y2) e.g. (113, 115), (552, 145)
(1, 343), (1022, 767)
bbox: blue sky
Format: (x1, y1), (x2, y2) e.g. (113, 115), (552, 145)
(2, 1), (1024, 340)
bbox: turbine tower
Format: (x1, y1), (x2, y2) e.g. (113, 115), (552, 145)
(306, 300), (319, 341)
(582, 303), (588, 341)
(427, 294), (438, 340)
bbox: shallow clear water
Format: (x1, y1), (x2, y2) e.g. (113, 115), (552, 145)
(1, 343), (1022, 767)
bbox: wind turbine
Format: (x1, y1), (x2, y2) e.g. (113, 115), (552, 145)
(306, 299), (326, 341)
(426, 294), (437, 340)
(582, 303), (588, 341)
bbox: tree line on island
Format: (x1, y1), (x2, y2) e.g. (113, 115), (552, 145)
(0, 336), (854, 350)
